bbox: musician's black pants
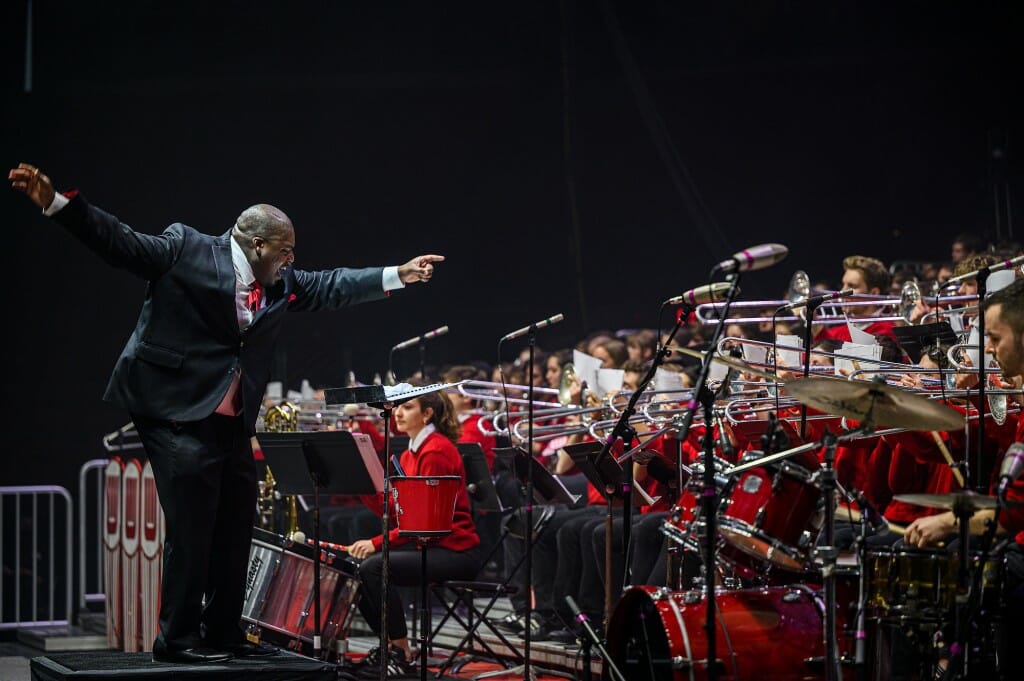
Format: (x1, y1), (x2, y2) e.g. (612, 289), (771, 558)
(356, 544), (479, 640)
(133, 412), (257, 651)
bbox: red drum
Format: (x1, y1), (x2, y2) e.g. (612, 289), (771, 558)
(606, 585), (849, 681)
(391, 475), (461, 537)
(242, 528), (360, 653)
(717, 459), (823, 571)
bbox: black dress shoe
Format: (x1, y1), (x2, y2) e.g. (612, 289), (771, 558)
(217, 641), (279, 657)
(152, 645), (233, 664)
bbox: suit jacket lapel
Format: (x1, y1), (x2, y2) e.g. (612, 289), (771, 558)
(213, 232), (239, 333)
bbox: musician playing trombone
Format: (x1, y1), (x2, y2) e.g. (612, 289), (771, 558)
(814, 254), (899, 344)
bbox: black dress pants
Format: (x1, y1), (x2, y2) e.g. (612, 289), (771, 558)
(356, 544), (479, 640)
(133, 412), (257, 651)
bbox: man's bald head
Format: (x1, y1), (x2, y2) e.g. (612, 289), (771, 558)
(232, 204), (297, 286)
(234, 204), (294, 241)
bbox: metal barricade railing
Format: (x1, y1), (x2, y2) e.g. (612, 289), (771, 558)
(0, 486), (73, 629)
(78, 459), (110, 612)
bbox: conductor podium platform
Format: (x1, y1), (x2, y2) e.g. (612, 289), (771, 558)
(29, 650), (337, 681)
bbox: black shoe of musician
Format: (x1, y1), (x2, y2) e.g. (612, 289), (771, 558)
(493, 612), (525, 634)
(548, 627), (581, 646)
(355, 646), (415, 679)
(152, 641), (233, 664)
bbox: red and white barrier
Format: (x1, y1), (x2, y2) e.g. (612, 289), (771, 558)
(121, 460), (142, 652)
(139, 461), (163, 653)
(103, 458), (124, 650)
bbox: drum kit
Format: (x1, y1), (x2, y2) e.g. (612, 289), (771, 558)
(606, 353), (1014, 681)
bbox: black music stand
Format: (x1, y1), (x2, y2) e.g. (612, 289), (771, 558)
(457, 443), (504, 514)
(258, 430), (384, 658)
(472, 447), (578, 681)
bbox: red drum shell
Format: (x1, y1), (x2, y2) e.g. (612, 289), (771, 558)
(606, 585), (846, 681)
(391, 475), (461, 536)
(717, 461), (822, 571)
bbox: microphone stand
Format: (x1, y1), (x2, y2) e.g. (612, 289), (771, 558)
(378, 401), (396, 681)
(670, 272), (742, 681)
(593, 299), (694, 596)
(798, 297), (827, 441)
(972, 267), (989, 492)
(565, 595), (627, 681)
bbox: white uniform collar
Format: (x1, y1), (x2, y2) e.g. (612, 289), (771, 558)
(409, 423), (437, 453)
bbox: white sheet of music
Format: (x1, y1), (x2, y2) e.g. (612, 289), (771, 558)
(352, 432), (386, 494)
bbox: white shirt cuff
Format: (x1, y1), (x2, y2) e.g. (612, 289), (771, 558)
(44, 193), (69, 216)
(382, 266), (404, 291)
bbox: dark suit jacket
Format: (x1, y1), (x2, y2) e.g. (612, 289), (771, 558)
(53, 194), (387, 434)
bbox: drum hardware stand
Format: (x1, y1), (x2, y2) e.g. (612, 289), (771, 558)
(565, 595), (627, 681)
(813, 429), (842, 681)
(941, 497), (1004, 680)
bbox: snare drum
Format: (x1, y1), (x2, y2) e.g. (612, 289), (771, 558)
(242, 528), (361, 651)
(718, 459), (823, 571)
(606, 584), (849, 680)
(391, 475), (460, 536)
(865, 546), (1003, 621)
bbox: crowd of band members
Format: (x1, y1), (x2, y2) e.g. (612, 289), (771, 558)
(256, 230), (1024, 674)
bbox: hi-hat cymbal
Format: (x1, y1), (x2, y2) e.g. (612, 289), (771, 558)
(670, 346), (778, 382)
(893, 491), (1018, 512)
(784, 376), (965, 431)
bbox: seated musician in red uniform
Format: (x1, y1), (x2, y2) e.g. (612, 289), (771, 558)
(904, 278), (1024, 677)
(347, 391), (480, 678)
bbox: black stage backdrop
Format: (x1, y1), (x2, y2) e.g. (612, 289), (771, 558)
(0, 1), (1020, 492)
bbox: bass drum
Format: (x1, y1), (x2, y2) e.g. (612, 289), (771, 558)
(606, 585), (848, 681)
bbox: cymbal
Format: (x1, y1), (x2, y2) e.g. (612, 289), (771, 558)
(783, 376), (965, 431)
(893, 491), (1017, 512)
(670, 346), (778, 382)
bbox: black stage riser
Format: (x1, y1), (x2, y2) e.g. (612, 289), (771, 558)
(30, 651), (337, 681)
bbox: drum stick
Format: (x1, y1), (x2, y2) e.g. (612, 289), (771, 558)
(307, 538), (349, 553)
(840, 505), (907, 536)
(930, 430), (965, 488)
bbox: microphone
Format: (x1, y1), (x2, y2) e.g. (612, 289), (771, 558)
(851, 489), (889, 534)
(500, 313), (564, 343)
(712, 243), (789, 274)
(776, 288), (855, 312)
(665, 282), (736, 306)
(391, 325), (449, 351)
(948, 254), (1024, 284)
(997, 442), (1024, 501)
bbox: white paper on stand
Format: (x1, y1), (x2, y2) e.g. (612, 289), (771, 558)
(572, 350), (603, 394)
(835, 342), (882, 376)
(776, 334), (803, 369)
(597, 368), (625, 395)
(847, 322), (877, 346)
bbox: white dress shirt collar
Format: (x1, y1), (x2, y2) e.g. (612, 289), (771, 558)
(409, 423), (436, 453)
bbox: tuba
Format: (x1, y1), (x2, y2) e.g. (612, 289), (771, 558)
(260, 401), (305, 540)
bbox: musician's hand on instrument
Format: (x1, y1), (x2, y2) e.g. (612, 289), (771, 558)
(904, 514), (956, 548)
(398, 254), (445, 284)
(348, 539), (377, 560)
(8, 163), (56, 209)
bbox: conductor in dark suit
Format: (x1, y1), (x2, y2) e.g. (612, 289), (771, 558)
(9, 162), (444, 664)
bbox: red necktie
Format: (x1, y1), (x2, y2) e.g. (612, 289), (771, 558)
(247, 281), (263, 314)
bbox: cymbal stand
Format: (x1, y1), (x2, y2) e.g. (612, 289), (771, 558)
(849, 484), (872, 681)
(942, 498), (1002, 679)
(817, 429), (842, 681)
